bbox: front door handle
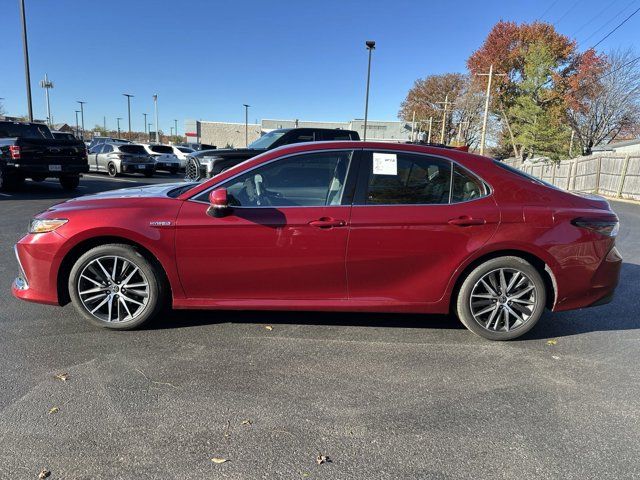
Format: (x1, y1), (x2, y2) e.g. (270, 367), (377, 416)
(309, 217), (346, 228)
(448, 216), (486, 226)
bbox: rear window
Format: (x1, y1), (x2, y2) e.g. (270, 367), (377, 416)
(0, 122), (53, 139)
(119, 145), (148, 154)
(493, 160), (558, 189)
(150, 145), (173, 154)
(177, 147), (194, 153)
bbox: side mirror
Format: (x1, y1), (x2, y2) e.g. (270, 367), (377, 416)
(207, 188), (230, 218)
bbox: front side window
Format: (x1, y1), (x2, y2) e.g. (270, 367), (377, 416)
(102, 145), (113, 153)
(248, 130), (287, 149)
(363, 152), (452, 205)
(202, 150), (353, 207)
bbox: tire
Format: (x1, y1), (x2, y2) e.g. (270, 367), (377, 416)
(59, 175), (80, 190)
(68, 244), (166, 330)
(108, 162), (118, 177)
(455, 256), (546, 341)
(143, 171), (154, 178)
(169, 168), (178, 175)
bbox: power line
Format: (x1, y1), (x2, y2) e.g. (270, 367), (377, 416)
(571, 0), (620, 37)
(591, 6), (640, 49)
(537, 0), (560, 21)
(581, 0), (638, 45)
(567, 54), (640, 96)
(553, 0), (582, 26)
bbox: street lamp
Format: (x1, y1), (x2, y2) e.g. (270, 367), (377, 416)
(77, 101), (86, 139)
(74, 110), (80, 137)
(116, 117), (122, 138)
(363, 40), (376, 141)
(174, 119), (178, 140)
(243, 104), (250, 147)
(148, 123), (152, 141)
(143, 113), (148, 135)
(153, 94), (159, 143)
(123, 93), (134, 140)
(19, 0), (33, 121)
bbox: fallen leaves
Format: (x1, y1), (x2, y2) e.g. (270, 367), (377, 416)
(316, 454), (331, 465)
(211, 457), (228, 464)
(38, 469), (51, 479)
(264, 325), (273, 331)
(48, 407), (59, 415)
(546, 339), (558, 346)
(54, 372), (69, 382)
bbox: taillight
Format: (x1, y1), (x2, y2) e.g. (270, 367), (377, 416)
(572, 217), (619, 237)
(9, 145), (21, 160)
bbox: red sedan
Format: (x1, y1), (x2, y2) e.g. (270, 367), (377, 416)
(12, 142), (621, 340)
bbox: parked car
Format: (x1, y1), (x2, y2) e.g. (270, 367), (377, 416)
(140, 144), (181, 174)
(12, 142), (621, 340)
(87, 143), (156, 177)
(88, 136), (132, 150)
(0, 121), (88, 190)
(185, 127), (360, 180)
(170, 145), (195, 169)
(179, 142), (216, 151)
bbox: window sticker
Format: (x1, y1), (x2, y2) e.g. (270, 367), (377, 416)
(373, 153), (397, 175)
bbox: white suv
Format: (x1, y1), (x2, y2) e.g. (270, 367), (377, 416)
(140, 144), (181, 174)
(171, 146), (195, 169)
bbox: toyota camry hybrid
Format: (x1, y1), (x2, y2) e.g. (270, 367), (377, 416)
(12, 141), (622, 340)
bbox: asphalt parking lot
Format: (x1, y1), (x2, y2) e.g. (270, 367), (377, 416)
(0, 174), (639, 479)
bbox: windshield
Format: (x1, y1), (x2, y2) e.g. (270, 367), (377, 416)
(119, 145), (148, 154)
(247, 130), (287, 149)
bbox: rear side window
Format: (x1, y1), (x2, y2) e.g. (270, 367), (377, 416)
(362, 152), (452, 205)
(322, 131), (355, 141)
(150, 145), (173, 154)
(451, 165), (486, 202)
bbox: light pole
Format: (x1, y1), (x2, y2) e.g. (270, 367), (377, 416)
(74, 110), (80, 137)
(77, 101), (86, 139)
(39, 74), (54, 126)
(123, 93), (133, 140)
(170, 126), (174, 137)
(143, 113), (148, 135)
(116, 117), (122, 138)
(174, 119), (178, 141)
(363, 40), (375, 141)
(243, 104), (250, 147)
(19, 0), (33, 121)
(148, 123), (152, 141)
(153, 94), (159, 143)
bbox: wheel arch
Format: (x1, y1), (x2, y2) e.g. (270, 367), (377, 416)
(447, 249), (558, 313)
(57, 235), (172, 306)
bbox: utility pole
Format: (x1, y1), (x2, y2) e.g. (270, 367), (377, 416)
(477, 64), (506, 156)
(77, 101), (86, 139)
(19, 0), (33, 121)
(427, 116), (433, 143)
(437, 95), (452, 144)
(243, 104), (250, 147)
(74, 110), (80, 137)
(39, 74), (54, 126)
(153, 94), (159, 143)
(116, 117), (122, 137)
(363, 40), (376, 141)
(103, 116), (106, 132)
(411, 111), (416, 142)
(569, 130), (575, 158)
(123, 93), (133, 140)
(170, 126), (174, 137)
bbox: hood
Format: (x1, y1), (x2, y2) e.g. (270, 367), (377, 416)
(66, 182), (195, 202)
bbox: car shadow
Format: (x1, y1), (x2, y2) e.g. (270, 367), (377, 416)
(148, 262), (640, 340)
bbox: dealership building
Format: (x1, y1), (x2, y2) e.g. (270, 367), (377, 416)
(185, 118), (414, 148)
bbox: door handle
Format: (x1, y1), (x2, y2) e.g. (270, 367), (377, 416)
(448, 216), (486, 226)
(309, 217), (346, 228)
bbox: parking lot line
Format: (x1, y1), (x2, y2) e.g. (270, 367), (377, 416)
(84, 174), (143, 183)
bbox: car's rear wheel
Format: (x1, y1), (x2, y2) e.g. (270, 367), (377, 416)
(68, 244), (166, 329)
(108, 162), (118, 177)
(456, 256), (546, 340)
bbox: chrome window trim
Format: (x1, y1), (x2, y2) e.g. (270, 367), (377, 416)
(187, 148), (357, 206)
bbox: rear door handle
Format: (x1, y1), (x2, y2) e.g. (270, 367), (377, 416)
(448, 216), (486, 226)
(309, 217), (346, 228)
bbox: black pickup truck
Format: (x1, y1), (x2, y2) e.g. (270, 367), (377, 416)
(0, 121), (89, 191)
(184, 127), (360, 180)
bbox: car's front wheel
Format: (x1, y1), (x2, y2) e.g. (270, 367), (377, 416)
(456, 256), (546, 340)
(68, 244), (166, 329)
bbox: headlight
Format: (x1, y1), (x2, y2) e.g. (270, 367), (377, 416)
(29, 218), (68, 234)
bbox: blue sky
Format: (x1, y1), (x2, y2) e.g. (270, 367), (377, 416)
(1, 0), (638, 134)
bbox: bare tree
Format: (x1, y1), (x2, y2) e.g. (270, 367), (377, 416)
(566, 49), (640, 155)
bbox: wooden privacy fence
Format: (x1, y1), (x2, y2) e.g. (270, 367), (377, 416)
(503, 154), (640, 202)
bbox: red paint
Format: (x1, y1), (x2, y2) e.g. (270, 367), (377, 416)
(13, 142), (621, 318)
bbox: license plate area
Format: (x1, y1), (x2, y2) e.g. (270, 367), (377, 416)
(49, 165), (62, 171)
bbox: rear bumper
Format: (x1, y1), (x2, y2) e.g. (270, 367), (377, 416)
(4, 163), (89, 177)
(122, 163), (155, 173)
(553, 245), (622, 311)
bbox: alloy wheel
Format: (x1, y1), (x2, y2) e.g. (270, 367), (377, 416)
(469, 268), (538, 333)
(77, 255), (150, 323)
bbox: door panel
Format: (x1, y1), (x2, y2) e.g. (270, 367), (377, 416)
(175, 203), (351, 300)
